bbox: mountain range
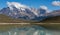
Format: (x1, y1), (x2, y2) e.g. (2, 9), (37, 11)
(0, 5), (47, 21)
(0, 4), (60, 22)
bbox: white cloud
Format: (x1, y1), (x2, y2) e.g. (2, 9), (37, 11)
(52, 1), (60, 6)
(40, 5), (51, 13)
(40, 5), (48, 10)
(7, 1), (30, 10)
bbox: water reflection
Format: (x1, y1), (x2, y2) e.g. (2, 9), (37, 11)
(0, 25), (60, 35)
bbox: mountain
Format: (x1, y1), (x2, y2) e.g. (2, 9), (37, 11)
(38, 10), (60, 23)
(40, 16), (60, 23)
(1, 2), (60, 22)
(0, 2), (48, 21)
(0, 6), (47, 21)
(0, 10), (60, 23)
(44, 10), (60, 17)
(0, 7), (36, 19)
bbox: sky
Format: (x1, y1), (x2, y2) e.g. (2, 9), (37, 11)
(0, 0), (60, 11)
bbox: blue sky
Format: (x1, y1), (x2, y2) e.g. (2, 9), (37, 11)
(0, 0), (60, 10)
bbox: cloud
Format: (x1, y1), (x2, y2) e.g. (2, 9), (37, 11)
(40, 5), (48, 10)
(7, 1), (29, 10)
(40, 5), (51, 13)
(52, 1), (60, 6)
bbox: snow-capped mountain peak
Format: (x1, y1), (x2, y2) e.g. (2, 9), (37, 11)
(0, 2), (48, 21)
(7, 2), (30, 10)
(7, 2), (40, 17)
